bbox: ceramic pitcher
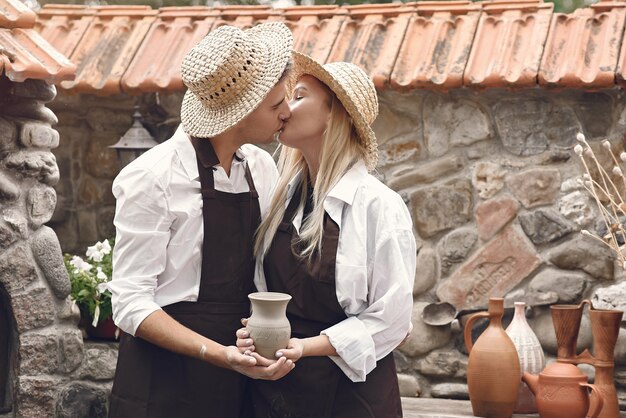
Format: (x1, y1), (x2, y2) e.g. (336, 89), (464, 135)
(247, 292), (291, 359)
(464, 298), (520, 418)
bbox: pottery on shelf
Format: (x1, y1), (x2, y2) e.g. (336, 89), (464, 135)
(523, 362), (604, 418)
(505, 301), (545, 414)
(247, 292), (292, 359)
(464, 298), (520, 418)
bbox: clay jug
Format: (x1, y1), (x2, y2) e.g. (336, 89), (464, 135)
(247, 292), (291, 359)
(522, 362), (604, 418)
(464, 298), (520, 418)
(505, 301), (544, 414)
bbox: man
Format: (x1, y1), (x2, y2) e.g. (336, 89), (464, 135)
(108, 22), (294, 418)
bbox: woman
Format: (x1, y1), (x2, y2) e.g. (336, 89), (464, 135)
(238, 52), (416, 417)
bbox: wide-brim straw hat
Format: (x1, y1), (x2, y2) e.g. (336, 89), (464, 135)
(287, 51), (379, 171)
(180, 22), (293, 138)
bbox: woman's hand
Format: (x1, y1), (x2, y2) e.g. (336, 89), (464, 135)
(275, 338), (304, 362)
(223, 346), (294, 380)
(236, 318), (255, 354)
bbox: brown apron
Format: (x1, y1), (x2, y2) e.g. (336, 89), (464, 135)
(251, 181), (402, 418)
(109, 138), (260, 418)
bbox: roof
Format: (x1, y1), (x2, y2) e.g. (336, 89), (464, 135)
(30, 0), (626, 94)
(0, 0), (75, 83)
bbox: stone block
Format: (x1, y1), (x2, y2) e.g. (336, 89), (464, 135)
(411, 179), (473, 238)
(439, 228), (477, 275)
(388, 155), (465, 191)
(398, 373), (421, 397)
(378, 135), (421, 167)
(475, 195), (519, 241)
(415, 348), (468, 378)
(430, 383), (469, 400)
(472, 162), (507, 199)
(11, 79), (56, 102)
(85, 138), (119, 179)
(558, 191), (597, 229)
(519, 208), (574, 245)
(592, 281), (626, 313)
(59, 329), (84, 374)
(548, 235), (615, 281)
(56, 382), (108, 418)
(0, 117), (17, 151)
(424, 96), (491, 157)
(398, 302), (452, 357)
(437, 226), (541, 310)
(0, 243), (39, 295)
(12, 287), (56, 332)
(507, 168), (561, 208)
(0, 170), (20, 201)
(1, 101), (58, 125)
(20, 123), (60, 149)
(29, 226), (70, 299)
(74, 343), (118, 381)
(19, 332), (58, 375)
(414, 247), (438, 296)
(393, 350), (411, 372)
(96, 206), (116, 239)
(0, 220), (19, 250)
(27, 185), (57, 227)
(15, 375), (60, 418)
(3, 209), (28, 239)
(4, 150), (59, 186)
(528, 268), (588, 303)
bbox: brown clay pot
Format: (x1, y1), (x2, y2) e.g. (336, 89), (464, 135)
(247, 292), (291, 359)
(522, 362), (604, 418)
(85, 316), (119, 341)
(464, 298), (520, 418)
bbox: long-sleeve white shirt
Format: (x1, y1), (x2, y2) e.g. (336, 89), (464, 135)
(108, 125), (279, 336)
(255, 161), (416, 383)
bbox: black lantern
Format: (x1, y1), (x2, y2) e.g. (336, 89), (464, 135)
(109, 106), (159, 169)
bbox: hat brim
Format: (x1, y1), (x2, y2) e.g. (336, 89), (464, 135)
(287, 51), (378, 170)
(181, 23), (292, 138)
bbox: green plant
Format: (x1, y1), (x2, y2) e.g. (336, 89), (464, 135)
(64, 238), (115, 327)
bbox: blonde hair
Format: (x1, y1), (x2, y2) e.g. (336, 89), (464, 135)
(255, 94), (365, 261)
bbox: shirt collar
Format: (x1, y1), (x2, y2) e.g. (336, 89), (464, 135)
(175, 125), (248, 180)
(326, 160), (367, 206)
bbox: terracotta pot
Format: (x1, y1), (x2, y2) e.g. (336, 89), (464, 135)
(247, 292), (291, 359)
(85, 316), (119, 341)
(464, 298), (520, 418)
(523, 362), (604, 418)
(505, 301), (544, 414)
(550, 299), (591, 360)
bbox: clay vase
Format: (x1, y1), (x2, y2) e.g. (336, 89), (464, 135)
(247, 292), (292, 359)
(522, 362), (604, 418)
(505, 302), (544, 414)
(464, 298), (520, 418)
(550, 299), (591, 360)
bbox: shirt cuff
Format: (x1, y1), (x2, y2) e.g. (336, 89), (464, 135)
(112, 297), (162, 337)
(321, 316), (376, 382)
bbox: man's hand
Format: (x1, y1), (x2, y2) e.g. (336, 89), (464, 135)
(274, 338), (304, 362)
(223, 346), (294, 380)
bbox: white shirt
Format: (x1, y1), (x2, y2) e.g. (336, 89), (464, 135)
(109, 125), (279, 336)
(255, 161), (416, 383)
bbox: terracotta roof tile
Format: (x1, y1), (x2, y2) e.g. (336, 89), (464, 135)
(539, 0), (626, 88)
(58, 6), (157, 94)
(0, 0), (36, 29)
(390, 1), (481, 91)
(464, 0), (553, 88)
(0, 26), (75, 83)
(284, 6), (347, 63)
(122, 7), (217, 93)
(34, 5), (94, 59)
(326, 4), (414, 89)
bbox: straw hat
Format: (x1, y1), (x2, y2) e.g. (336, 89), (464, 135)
(288, 51), (379, 171)
(180, 23), (293, 138)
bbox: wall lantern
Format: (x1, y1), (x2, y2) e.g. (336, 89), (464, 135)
(109, 106), (159, 169)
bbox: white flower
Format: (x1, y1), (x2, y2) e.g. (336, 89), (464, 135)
(101, 239), (111, 255)
(576, 132), (586, 142)
(70, 255), (93, 272)
(96, 282), (109, 294)
(96, 266), (107, 281)
(86, 240), (111, 261)
(574, 144), (584, 155)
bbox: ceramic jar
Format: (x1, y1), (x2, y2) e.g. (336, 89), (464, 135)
(464, 298), (520, 418)
(522, 362), (604, 418)
(505, 301), (545, 414)
(247, 292), (292, 359)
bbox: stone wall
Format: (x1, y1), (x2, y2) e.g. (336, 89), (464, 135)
(0, 74), (116, 417)
(47, 87), (626, 412)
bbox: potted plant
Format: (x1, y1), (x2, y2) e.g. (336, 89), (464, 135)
(64, 238), (119, 340)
